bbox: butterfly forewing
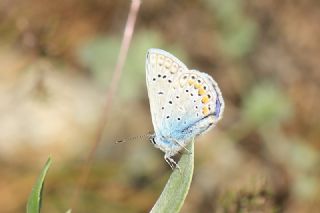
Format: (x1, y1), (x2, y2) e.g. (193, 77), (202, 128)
(146, 49), (188, 136)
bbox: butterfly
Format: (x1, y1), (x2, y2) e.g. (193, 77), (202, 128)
(146, 48), (225, 169)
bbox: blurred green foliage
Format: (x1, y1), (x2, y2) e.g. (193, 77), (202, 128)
(207, 0), (257, 58)
(243, 82), (293, 126)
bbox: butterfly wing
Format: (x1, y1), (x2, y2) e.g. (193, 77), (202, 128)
(146, 48), (188, 137)
(146, 48), (224, 145)
(162, 69), (224, 142)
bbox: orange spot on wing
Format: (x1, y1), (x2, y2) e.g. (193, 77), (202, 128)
(194, 83), (201, 89)
(201, 96), (209, 104)
(198, 87), (206, 96)
(188, 80), (195, 85)
(202, 106), (209, 115)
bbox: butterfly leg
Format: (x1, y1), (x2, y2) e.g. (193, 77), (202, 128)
(164, 154), (181, 171)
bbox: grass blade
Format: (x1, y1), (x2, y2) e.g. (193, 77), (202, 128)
(150, 140), (194, 213)
(26, 157), (52, 213)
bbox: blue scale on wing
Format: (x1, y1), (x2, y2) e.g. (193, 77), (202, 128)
(214, 93), (222, 118)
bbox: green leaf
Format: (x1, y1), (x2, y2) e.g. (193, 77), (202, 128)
(26, 157), (52, 213)
(150, 141), (194, 213)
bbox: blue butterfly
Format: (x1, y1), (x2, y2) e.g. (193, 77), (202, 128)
(146, 49), (225, 169)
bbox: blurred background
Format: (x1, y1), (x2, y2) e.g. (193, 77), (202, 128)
(0, 0), (319, 212)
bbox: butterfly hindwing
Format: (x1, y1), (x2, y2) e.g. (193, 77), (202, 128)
(162, 70), (224, 142)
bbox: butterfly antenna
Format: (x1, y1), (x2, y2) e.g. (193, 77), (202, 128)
(116, 132), (153, 144)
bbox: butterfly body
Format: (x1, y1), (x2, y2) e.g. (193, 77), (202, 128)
(146, 48), (224, 168)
